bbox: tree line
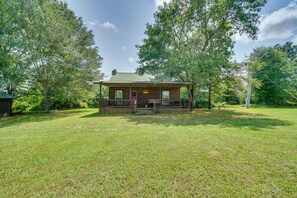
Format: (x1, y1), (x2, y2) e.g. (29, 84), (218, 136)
(1, 0), (296, 114)
(0, 0), (103, 113)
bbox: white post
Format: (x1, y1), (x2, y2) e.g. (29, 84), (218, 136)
(246, 81), (251, 108)
(246, 66), (251, 108)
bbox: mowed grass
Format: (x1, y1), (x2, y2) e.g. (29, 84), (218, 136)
(0, 107), (296, 197)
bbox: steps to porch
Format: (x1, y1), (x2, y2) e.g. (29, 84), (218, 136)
(135, 108), (155, 115)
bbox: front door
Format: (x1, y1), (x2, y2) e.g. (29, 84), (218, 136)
(162, 90), (170, 105)
(115, 90), (123, 105)
(131, 90), (137, 107)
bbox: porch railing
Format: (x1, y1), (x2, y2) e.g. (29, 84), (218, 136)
(148, 99), (191, 108)
(101, 99), (131, 107)
(100, 99), (191, 108)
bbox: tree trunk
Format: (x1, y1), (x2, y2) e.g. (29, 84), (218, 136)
(208, 73), (212, 109)
(208, 85), (212, 109)
(44, 95), (50, 113)
(6, 85), (14, 95)
(191, 84), (196, 108)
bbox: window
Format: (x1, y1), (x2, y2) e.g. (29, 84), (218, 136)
(115, 90), (123, 105)
(162, 90), (170, 105)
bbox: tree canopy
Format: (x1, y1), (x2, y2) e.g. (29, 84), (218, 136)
(246, 42), (297, 105)
(137, 0), (267, 109)
(0, 0), (103, 112)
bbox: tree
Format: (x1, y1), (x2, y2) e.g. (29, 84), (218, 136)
(0, 0), (103, 112)
(137, 0), (267, 109)
(249, 47), (296, 105)
(274, 42), (297, 99)
(29, 0), (103, 112)
(0, 0), (33, 94)
(274, 42), (297, 61)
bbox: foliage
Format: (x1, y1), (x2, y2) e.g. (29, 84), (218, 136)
(213, 102), (227, 109)
(0, 0), (32, 94)
(0, 0), (103, 112)
(12, 100), (30, 113)
(86, 92), (100, 108)
(274, 42), (297, 61)
(86, 86), (109, 108)
(137, 0), (267, 109)
(247, 45), (297, 105)
(195, 91), (209, 108)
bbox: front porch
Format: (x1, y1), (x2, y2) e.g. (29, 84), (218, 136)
(100, 98), (192, 114)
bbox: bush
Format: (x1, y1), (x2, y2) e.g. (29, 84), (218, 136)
(213, 102), (227, 109)
(86, 93), (99, 108)
(195, 91), (209, 108)
(12, 100), (30, 113)
(50, 99), (81, 110)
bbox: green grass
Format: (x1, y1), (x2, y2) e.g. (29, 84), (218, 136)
(0, 107), (296, 197)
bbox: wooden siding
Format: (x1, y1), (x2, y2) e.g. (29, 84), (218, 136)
(108, 87), (180, 107)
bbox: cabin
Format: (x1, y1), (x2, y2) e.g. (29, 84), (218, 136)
(0, 92), (15, 117)
(93, 70), (192, 114)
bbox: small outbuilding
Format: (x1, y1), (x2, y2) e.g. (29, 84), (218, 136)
(0, 92), (15, 117)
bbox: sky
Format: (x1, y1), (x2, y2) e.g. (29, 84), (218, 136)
(64, 0), (297, 79)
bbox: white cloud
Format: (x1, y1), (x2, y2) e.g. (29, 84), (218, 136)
(155, 0), (171, 8)
(236, 1), (297, 43)
(87, 19), (98, 28)
(235, 33), (250, 44)
(100, 21), (118, 32)
(121, 46), (126, 50)
(293, 35), (297, 44)
(128, 57), (134, 63)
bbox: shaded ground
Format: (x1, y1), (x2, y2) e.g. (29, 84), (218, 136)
(82, 108), (292, 130)
(0, 107), (296, 197)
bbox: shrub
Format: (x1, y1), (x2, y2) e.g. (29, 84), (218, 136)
(12, 100), (30, 113)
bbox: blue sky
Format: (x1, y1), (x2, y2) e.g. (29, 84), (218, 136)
(65, 0), (297, 79)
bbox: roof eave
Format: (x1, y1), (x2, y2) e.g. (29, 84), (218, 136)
(93, 81), (191, 86)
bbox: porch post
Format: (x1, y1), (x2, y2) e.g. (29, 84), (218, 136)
(159, 86), (162, 109)
(187, 86), (192, 110)
(129, 86), (132, 113)
(99, 83), (102, 113)
(159, 87), (162, 100)
(129, 86), (132, 100)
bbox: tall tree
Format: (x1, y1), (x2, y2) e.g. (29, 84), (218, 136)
(274, 42), (297, 61)
(0, 0), (33, 94)
(0, 0), (103, 112)
(249, 47), (296, 105)
(27, 0), (102, 112)
(137, 0), (267, 109)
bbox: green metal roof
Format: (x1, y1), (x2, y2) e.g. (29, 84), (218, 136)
(0, 92), (15, 99)
(93, 72), (191, 88)
(109, 72), (155, 82)
(93, 72), (191, 86)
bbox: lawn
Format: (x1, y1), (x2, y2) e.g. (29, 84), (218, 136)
(0, 107), (296, 197)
